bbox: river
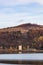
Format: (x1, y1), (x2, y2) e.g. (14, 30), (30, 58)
(0, 53), (43, 65)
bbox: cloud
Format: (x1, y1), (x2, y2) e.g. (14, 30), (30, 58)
(0, 2), (43, 15)
(0, 0), (43, 6)
(0, 0), (43, 28)
(0, 12), (42, 28)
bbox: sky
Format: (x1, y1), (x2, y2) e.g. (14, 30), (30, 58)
(0, 0), (43, 28)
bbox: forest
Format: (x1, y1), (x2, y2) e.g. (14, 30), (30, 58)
(0, 23), (43, 50)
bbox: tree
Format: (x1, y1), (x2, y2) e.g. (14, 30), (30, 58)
(33, 36), (43, 49)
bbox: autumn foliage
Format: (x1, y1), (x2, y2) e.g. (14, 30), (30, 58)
(0, 23), (43, 50)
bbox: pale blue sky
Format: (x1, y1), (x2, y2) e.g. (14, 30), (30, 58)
(0, 0), (43, 28)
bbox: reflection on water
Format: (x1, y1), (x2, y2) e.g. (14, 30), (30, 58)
(0, 53), (43, 65)
(0, 64), (38, 65)
(0, 64), (43, 65)
(0, 64), (32, 65)
(0, 53), (43, 60)
(0, 64), (11, 65)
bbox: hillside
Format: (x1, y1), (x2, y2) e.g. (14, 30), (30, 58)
(0, 23), (43, 53)
(0, 23), (43, 33)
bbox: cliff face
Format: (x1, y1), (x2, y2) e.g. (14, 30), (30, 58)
(0, 23), (43, 49)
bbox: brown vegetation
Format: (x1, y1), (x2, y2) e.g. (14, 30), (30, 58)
(0, 23), (43, 53)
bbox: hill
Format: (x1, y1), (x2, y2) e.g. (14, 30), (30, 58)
(0, 23), (43, 33)
(0, 23), (43, 52)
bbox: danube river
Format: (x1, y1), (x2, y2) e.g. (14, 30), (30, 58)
(0, 53), (43, 65)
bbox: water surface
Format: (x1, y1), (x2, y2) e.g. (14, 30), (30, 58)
(0, 53), (43, 65)
(0, 53), (43, 60)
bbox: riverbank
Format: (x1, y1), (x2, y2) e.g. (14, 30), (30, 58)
(0, 49), (43, 53)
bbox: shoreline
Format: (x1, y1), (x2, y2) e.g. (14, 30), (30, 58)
(0, 49), (43, 54)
